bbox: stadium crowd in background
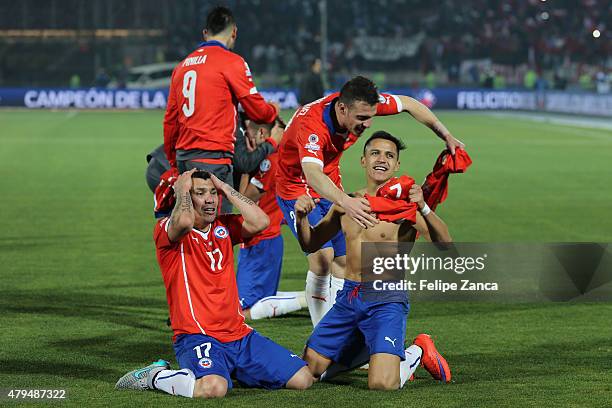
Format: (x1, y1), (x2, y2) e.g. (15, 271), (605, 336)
(1, 0), (608, 91)
(165, 0), (610, 90)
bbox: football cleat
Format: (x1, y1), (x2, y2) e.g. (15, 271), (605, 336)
(115, 359), (170, 391)
(413, 334), (451, 383)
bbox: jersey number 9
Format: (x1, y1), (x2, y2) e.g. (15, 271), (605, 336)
(182, 70), (197, 117)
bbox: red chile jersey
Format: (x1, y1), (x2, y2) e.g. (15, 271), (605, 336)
(163, 41), (277, 165)
(154, 215), (252, 343)
(243, 151), (283, 247)
(275, 92), (403, 199)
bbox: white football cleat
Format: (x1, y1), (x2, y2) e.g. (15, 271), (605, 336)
(115, 359), (170, 391)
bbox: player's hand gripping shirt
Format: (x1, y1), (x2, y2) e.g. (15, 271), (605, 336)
(275, 92), (403, 200)
(163, 41), (277, 166)
(154, 215), (252, 343)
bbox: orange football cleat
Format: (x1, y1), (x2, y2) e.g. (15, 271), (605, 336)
(413, 334), (451, 383)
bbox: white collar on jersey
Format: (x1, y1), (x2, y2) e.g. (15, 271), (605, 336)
(192, 224), (212, 240)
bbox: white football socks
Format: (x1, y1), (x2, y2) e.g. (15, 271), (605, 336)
(330, 276), (345, 305)
(305, 271), (331, 327)
(152, 368), (195, 397)
(248, 295), (303, 319)
(400, 345), (423, 388)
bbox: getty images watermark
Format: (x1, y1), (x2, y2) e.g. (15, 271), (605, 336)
(360, 243), (612, 302)
(371, 252), (497, 292)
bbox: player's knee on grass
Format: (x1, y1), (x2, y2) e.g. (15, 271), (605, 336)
(192, 375), (228, 398)
(307, 248), (335, 275)
(368, 353), (401, 391)
(285, 366), (314, 390)
(303, 347), (332, 378)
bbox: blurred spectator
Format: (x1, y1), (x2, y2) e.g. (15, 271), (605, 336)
(298, 58), (324, 106)
(579, 71), (593, 90)
(595, 70), (610, 94)
(69, 74), (81, 89)
(425, 71), (437, 89)
(524, 68), (537, 90)
(94, 69), (111, 89)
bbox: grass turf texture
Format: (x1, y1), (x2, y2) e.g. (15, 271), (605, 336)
(1, 109), (611, 407)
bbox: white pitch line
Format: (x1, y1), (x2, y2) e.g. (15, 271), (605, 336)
(484, 111), (612, 131)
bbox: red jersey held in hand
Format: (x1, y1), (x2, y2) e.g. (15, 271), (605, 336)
(366, 175), (418, 223)
(422, 148), (472, 210)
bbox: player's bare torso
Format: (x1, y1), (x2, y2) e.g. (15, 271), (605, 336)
(340, 190), (417, 282)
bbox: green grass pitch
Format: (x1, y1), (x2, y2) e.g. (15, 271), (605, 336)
(0, 109), (611, 407)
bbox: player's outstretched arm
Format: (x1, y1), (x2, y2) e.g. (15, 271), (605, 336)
(397, 95), (465, 155)
(210, 174), (269, 238)
(302, 162), (378, 228)
(167, 169), (197, 242)
(409, 184), (452, 243)
(295, 195), (343, 253)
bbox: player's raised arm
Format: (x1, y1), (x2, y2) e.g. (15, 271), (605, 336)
(295, 195), (343, 253)
(393, 95), (464, 155)
(409, 184), (452, 243)
(210, 174), (269, 237)
(167, 169), (198, 242)
(302, 162), (378, 229)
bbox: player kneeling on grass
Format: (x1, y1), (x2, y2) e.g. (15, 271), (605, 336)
(295, 131), (452, 390)
(116, 169), (313, 398)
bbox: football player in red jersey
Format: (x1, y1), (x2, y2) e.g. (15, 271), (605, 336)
(276, 76), (464, 326)
(115, 170), (313, 398)
(163, 6), (280, 212)
(237, 120), (307, 320)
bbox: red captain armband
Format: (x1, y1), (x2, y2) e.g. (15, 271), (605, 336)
(264, 137), (278, 150)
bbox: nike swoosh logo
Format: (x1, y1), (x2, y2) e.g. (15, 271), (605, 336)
(132, 368), (149, 379)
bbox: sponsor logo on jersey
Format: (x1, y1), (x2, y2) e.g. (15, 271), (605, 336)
(305, 143), (320, 152)
(378, 94), (390, 104)
(198, 357), (213, 369)
(305, 134), (321, 152)
(214, 226), (229, 239)
(259, 159), (271, 172)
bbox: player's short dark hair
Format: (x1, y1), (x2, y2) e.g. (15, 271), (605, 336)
(206, 6), (235, 36)
(191, 170), (212, 180)
(338, 76), (379, 107)
(246, 119), (274, 133)
(363, 131), (406, 156)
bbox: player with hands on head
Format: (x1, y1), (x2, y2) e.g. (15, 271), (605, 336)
(116, 169), (313, 399)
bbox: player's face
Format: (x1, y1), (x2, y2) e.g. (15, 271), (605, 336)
(361, 138), (400, 183)
(245, 120), (268, 146)
(339, 101), (376, 136)
(190, 178), (219, 224)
